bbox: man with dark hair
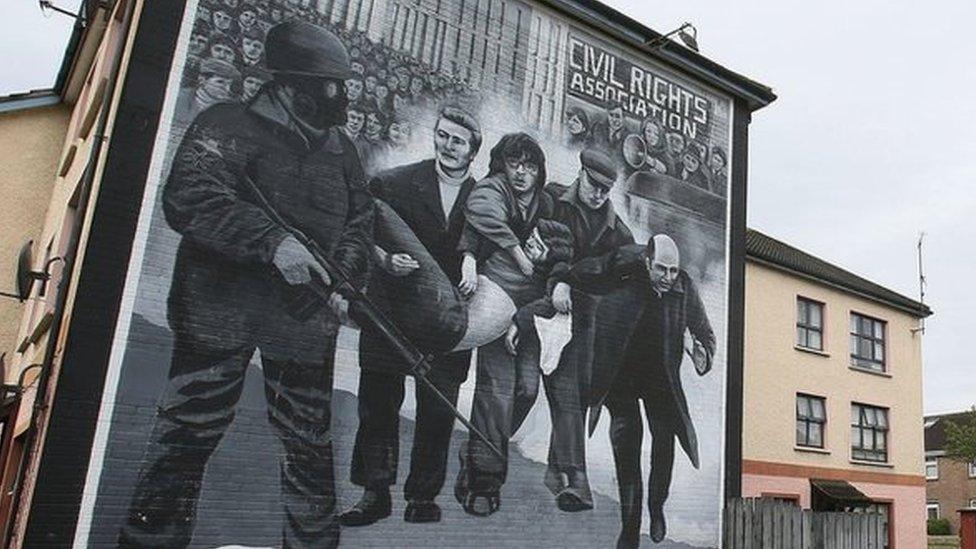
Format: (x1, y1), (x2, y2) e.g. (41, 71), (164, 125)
(454, 132), (561, 517)
(592, 102), (627, 157)
(119, 21), (372, 548)
(211, 8), (237, 36)
(209, 33), (238, 65)
(240, 65), (272, 102)
(240, 28), (266, 67)
(571, 235), (715, 548)
(663, 131), (686, 176)
(238, 3), (259, 31)
(188, 23), (212, 58)
(340, 106), (483, 527)
(706, 145), (728, 196)
(679, 142), (711, 192)
(346, 75), (365, 103)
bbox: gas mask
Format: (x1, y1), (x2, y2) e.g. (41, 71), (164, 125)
(286, 76), (349, 131)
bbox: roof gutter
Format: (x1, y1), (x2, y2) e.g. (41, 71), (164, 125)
(539, 0), (777, 111)
(54, 1), (113, 104)
(746, 255), (933, 319)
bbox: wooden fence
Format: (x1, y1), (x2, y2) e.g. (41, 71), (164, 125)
(724, 498), (887, 549)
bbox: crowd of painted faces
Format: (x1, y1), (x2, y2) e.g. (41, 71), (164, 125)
(564, 103), (730, 198)
(183, 0), (476, 174)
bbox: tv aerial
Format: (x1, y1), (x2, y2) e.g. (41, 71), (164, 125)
(911, 232), (927, 335)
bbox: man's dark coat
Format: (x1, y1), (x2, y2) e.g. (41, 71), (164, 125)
(367, 159), (476, 355)
(164, 91), (374, 351)
(545, 181), (634, 272)
(370, 159), (473, 284)
(570, 244), (716, 468)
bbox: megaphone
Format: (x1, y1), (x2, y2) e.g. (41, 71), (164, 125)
(622, 134), (647, 170)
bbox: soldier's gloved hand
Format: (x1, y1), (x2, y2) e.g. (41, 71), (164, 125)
(329, 292), (355, 327)
(552, 282), (572, 314)
(273, 235), (332, 286)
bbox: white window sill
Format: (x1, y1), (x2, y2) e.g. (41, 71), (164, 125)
(795, 446), (830, 455)
(795, 345), (829, 357)
(848, 366), (892, 379)
(849, 459), (894, 469)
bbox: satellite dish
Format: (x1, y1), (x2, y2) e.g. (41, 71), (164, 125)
(13, 241), (52, 302)
(16, 241), (35, 301)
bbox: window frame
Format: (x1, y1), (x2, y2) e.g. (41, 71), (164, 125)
(969, 461), (976, 478)
(927, 502), (940, 520)
(796, 296), (825, 351)
(796, 393), (827, 449)
(850, 312), (887, 372)
(925, 458), (939, 480)
(850, 402), (889, 463)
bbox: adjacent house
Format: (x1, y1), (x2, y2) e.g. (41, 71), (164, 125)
(741, 229), (932, 549)
(924, 411), (976, 533)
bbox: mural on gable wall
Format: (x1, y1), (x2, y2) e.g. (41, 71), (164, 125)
(74, 0), (735, 547)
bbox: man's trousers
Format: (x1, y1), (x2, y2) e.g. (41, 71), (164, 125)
(349, 334), (470, 501)
(605, 389), (677, 541)
(119, 331), (339, 549)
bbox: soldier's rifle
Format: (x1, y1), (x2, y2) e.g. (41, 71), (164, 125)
(239, 172), (504, 460)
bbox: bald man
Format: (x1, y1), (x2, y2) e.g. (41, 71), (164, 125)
(569, 235), (715, 548)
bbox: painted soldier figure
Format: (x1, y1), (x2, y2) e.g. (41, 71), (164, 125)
(119, 21), (373, 549)
(571, 235), (715, 548)
(509, 148), (634, 512)
(341, 106), (482, 526)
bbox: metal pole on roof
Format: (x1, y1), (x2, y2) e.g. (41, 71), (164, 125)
(913, 232), (927, 335)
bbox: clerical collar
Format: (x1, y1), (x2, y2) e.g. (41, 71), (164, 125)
(435, 160), (470, 187)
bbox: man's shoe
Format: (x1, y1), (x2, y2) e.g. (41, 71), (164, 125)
(554, 471), (593, 512)
(555, 489), (590, 512)
(338, 489), (392, 527)
(649, 506), (667, 543)
(404, 500), (442, 523)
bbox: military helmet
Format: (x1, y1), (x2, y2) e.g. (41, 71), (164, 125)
(264, 21), (354, 80)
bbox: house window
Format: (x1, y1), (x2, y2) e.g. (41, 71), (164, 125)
(926, 458), (938, 480)
(927, 502), (940, 520)
(796, 394), (826, 448)
(851, 403), (888, 462)
(970, 499), (976, 509)
(796, 297), (824, 350)
(850, 313), (886, 372)
(969, 461), (976, 478)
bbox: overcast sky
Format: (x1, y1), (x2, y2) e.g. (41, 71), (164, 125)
(2, 0), (971, 414)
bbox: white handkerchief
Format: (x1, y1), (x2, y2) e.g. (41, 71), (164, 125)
(534, 313), (573, 376)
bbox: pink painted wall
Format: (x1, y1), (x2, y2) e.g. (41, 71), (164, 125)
(742, 473), (926, 549)
(742, 473), (811, 506)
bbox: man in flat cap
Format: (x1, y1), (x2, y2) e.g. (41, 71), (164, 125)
(120, 20), (372, 548)
(508, 148), (634, 512)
